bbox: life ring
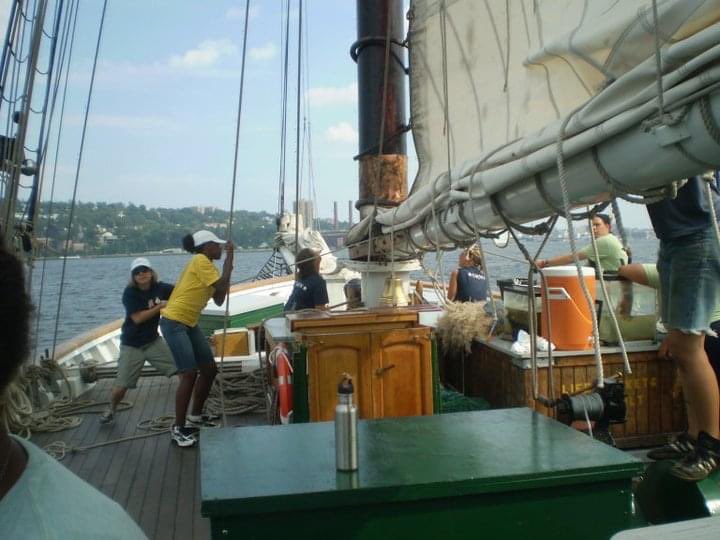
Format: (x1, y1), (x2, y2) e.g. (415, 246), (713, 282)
(273, 345), (294, 425)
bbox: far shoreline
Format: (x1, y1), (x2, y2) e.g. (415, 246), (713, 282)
(37, 247), (274, 261)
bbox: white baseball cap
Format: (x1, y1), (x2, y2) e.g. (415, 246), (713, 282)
(130, 257), (152, 273)
(192, 230), (226, 247)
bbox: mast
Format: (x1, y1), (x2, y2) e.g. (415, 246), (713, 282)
(352, 0), (407, 250)
(346, 0), (418, 308)
(1, 0), (49, 250)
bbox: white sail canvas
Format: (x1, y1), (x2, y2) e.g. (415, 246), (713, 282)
(377, 0), (720, 243)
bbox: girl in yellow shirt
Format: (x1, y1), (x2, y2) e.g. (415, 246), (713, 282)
(160, 230), (233, 447)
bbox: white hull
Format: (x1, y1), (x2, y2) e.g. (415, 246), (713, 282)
(52, 276), (295, 399)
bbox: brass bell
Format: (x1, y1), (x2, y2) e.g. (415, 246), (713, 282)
(379, 276), (410, 307)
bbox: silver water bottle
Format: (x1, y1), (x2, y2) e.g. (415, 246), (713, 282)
(335, 374), (358, 471)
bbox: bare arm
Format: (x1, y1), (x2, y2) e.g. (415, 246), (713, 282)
(536, 252), (588, 269)
(447, 270), (459, 301)
(618, 264), (650, 286)
(212, 241), (234, 306)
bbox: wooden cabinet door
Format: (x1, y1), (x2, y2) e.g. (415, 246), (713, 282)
(305, 333), (373, 421)
(371, 327), (433, 418)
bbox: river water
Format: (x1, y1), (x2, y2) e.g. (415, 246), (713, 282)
(29, 238), (659, 357)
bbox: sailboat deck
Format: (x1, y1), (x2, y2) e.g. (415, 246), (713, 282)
(29, 376), (267, 539)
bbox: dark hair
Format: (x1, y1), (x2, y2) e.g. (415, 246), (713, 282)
(296, 248), (320, 280)
(0, 243), (32, 397)
(595, 213), (612, 227)
(182, 234), (199, 254)
(344, 278), (361, 292)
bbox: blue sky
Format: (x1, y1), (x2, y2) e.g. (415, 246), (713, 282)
(1, 0), (651, 227)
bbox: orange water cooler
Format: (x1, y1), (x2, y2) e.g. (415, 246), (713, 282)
(540, 266), (596, 350)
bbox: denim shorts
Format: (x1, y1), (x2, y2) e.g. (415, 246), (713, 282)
(159, 317), (215, 372)
(657, 229), (720, 335)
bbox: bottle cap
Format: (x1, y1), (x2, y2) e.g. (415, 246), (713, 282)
(338, 373), (354, 394)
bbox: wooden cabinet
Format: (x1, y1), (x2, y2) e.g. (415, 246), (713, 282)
(304, 326), (433, 421)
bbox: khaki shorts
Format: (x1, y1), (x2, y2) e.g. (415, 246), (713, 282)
(116, 338), (177, 389)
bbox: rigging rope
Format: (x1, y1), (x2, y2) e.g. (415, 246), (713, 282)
(555, 106), (607, 386)
(217, 0), (252, 428)
(585, 210), (632, 375)
(293, 0), (303, 254)
(651, 0), (666, 119)
(33, 0), (80, 362)
(492, 205), (558, 405)
(50, 0), (107, 362)
(277, 0), (291, 216)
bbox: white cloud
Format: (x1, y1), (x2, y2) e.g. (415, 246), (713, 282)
(226, 5), (260, 21)
(249, 42), (277, 61)
(169, 39), (237, 69)
(325, 122), (358, 144)
(307, 83), (357, 107)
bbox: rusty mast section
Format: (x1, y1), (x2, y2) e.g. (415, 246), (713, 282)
(349, 0), (409, 261)
(345, 0), (419, 308)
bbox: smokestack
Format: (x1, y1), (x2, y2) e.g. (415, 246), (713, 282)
(333, 201), (339, 230)
(348, 200), (353, 227)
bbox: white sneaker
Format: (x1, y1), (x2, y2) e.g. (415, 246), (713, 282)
(170, 425), (198, 447)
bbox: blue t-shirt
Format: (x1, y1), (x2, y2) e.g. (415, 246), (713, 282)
(0, 436), (147, 539)
(647, 176), (720, 241)
(284, 274), (329, 311)
(456, 267), (488, 302)
(121, 282), (174, 347)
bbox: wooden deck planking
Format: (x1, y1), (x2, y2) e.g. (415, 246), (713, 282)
(95, 379), (153, 497)
(125, 379), (174, 525)
(29, 376), (267, 540)
(175, 442), (199, 540)
(100, 379), (154, 498)
(139, 380), (179, 537)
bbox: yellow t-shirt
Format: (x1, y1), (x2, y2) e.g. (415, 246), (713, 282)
(161, 254), (220, 327)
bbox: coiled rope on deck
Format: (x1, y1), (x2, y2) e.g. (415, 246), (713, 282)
(205, 368), (266, 417)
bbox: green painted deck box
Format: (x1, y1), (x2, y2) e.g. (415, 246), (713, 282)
(198, 295), (284, 337)
(201, 408), (643, 539)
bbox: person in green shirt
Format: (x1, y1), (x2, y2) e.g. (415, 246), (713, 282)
(536, 214), (628, 273)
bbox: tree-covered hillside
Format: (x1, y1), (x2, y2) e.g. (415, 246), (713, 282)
(32, 201), (348, 255)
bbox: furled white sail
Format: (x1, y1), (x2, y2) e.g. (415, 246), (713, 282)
(377, 0), (720, 248)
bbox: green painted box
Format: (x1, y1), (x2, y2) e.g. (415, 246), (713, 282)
(201, 408), (644, 539)
(198, 296), (284, 337)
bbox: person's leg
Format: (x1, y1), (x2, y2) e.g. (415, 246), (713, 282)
(190, 362), (218, 417)
(661, 231), (720, 479)
(102, 344), (143, 423)
(186, 325), (217, 417)
(160, 319), (200, 429)
(175, 371), (198, 427)
(109, 386), (128, 411)
(665, 330), (720, 439)
(144, 338), (178, 379)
